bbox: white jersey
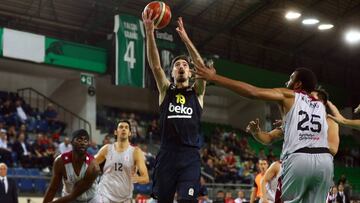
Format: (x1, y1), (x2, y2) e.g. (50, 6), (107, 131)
(265, 164), (282, 202)
(97, 144), (135, 202)
(61, 151), (97, 202)
(281, 91), (328, 159)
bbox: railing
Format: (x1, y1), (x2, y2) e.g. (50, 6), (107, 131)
(17, 87), (92, 138)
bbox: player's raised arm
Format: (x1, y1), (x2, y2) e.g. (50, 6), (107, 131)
(176, 17), (206, 106)
(328, 101), (360, 130)
(194, 63), (293, 103)
(142, 9), (170, 103)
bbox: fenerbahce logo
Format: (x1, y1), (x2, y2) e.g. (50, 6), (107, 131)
(167, 94), (193, 119)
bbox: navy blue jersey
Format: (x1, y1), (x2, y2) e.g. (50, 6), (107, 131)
(159, 84), (202, 149)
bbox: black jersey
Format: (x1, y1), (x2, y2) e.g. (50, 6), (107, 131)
(159, 84), (203, 149)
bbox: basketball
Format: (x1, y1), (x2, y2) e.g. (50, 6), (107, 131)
(143, 1), (171, 29)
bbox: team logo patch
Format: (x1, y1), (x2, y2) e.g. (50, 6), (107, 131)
(188, 188), (194, 196)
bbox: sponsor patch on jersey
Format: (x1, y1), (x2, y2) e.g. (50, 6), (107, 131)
(188, 188), (194, 196)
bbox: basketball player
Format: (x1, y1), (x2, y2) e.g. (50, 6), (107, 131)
(246, 89), (340, 156)
(93, 120), (149, 203)
(43, 129), (99, 203)
(250, 159), (269, 203)
(260, 161), (281, 203)
(328, 101), (360, 130)
(194, 65), (332, 202)
(143, 10), (206, 202)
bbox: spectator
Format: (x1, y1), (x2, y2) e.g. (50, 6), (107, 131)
(58, 137), (72, 154)
(14, 99), (27, 124)
(0, 163), (18, 203)
(327, 185), (338, 203)
(6, 125), (17, 144)
(239, 161), (253, 184)
(44, 137), (57, 170)
(32, 133), (51, 170)
(147, 119), (160, 143)
(199, 176), (210, 203)
(12, 132), (33, 168)
(214, 190), (225, 203)
(267, 149), (276, 163)
(338, 183), (348, 203)
(225, 191), (235, 203)
(203, 159), (216, 181)
(258, 148), (267, 160)
(43, 103), (66, 134)
(87, 140), (99, 156)
(235, 190), (248, 203)
(0, 99), (16, 126)
(102, 134), (112, 145)
(128, 113), (140, 142)
(338, 174), (352, 201)
(0, 129), (13, 167)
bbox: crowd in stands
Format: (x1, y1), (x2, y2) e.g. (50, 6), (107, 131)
(0, 92), (67, 171)
(200, 127), (276, 184)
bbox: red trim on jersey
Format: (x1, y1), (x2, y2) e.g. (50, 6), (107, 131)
(61, 151), (73, 164)
(275, 176), (283, 203)
(294, 90), (319, 101)
(61, 151), (94, 165)
(85, 153), (94, 165)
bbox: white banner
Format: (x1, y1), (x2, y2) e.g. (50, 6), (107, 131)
(3, 28), (45, 63)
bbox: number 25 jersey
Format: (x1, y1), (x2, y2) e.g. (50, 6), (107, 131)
(281, 91), (329, 159)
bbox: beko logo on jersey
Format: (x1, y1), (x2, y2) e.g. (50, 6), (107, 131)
(167, 93), (193, 119)
(169, 103), (193, 115)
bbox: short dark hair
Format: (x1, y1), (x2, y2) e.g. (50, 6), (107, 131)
(117, 120), (131, 131)
(170, 55), (191, 70)
(294, 68), (317, 93)
(71, 129), (89, 141)
(314, 87), (329, 105)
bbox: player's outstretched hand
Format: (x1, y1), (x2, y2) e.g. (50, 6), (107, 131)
(192, 63), (216, 81)
(272, 119), (283, 128)
(246, 118), (261, 135)
(142, 9), (159, 32)
(176, 17), (189, 42)
(327, 114), (344, 124)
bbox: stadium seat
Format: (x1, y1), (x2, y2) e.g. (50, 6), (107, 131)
(34, 179), (48, 193)
(18, 178), (34, 193)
